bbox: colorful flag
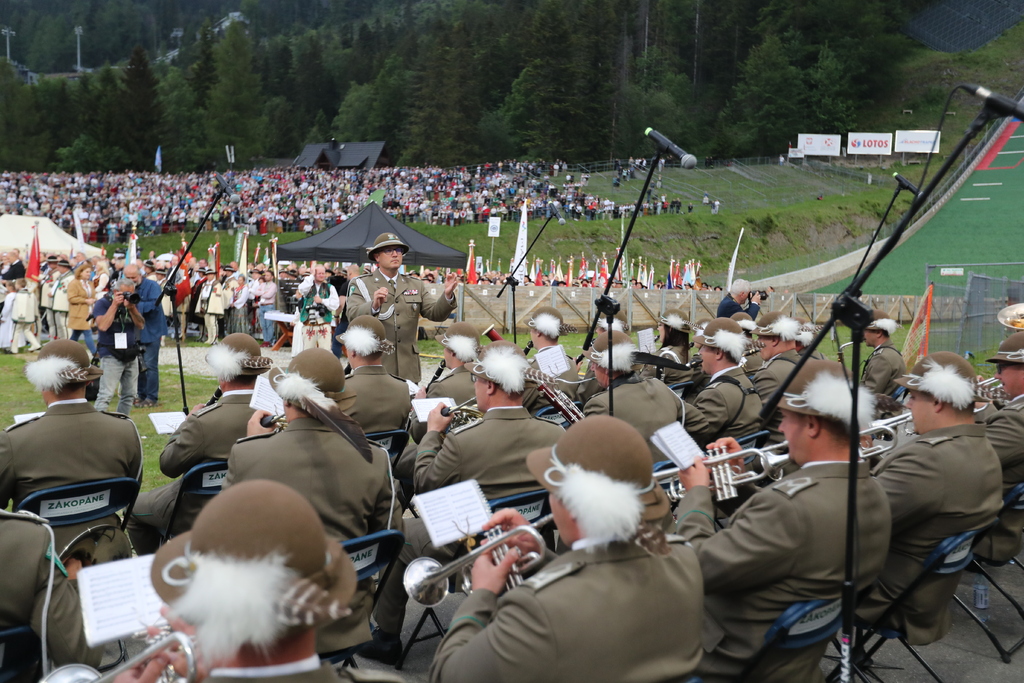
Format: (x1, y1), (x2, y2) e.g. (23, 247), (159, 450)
(71, 209), (87, 256)
(26, 222), (41, 282)
(512, 200), (529, 283)
(466, 240), (478, 284)
(666, 259), (674, 289)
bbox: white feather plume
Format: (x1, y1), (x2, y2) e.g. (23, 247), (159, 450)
(530, 312), (562, 339)
(170, 553), (294, 664)
(206, 344), (247, 381)
(798, 372), (876, 428)
(591, 342), (637, 372)
(443, 334), (478, 363)
(340, 324), (381, 356)
(872, 318), (900, 335)
(477, 345), (529, 393)
(272, 372), (335, 410)
(915, 359), (975, 410)
(662, 313), (688, 332)
(709, 329), (749, 363)
(735, 318), (758, 332)
(597, 318), (626, 332)
(25, 356), (79, 393)
(764, 316), (801, 341)
(797, 330), (813, 345)
(558, 468), (643, 544)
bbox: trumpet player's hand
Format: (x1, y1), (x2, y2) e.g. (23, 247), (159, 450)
(678, 456), (711, 492)
(705, 436), (748, 473)
(415, 386), (426, 400)
(483, 509), (542, 557)
(247, 410), (277, 437)
(470, 545), (520, 595)
(64, 557), (83, 581)
(427, 403), (453, 433)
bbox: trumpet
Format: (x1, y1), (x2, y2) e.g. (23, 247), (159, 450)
(404, 515), (551, 606)
(654, 442), (792, 502)
(41, 632), (197, 683)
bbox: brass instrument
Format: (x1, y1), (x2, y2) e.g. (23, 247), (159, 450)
(524, 368), (583, 425)
(41, 632), (196, 683)
(837, 341), (854, 367)
(404, 515), (551, 606)
(977, 378), (1011, 405)
(440, 397), (484, 430)
(258, 413), (288, 430)
(60, 523), (133, 565)
(997, 303), (1024, 329)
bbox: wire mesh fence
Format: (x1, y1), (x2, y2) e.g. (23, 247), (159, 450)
(903, 0), (1024, 52)
(927, 271), (1024, 366)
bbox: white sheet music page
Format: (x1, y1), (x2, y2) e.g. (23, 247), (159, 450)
(412, 480), (492, 548)
(638, 328), (656, 354)
(250, 374), (285, 415)
(534, 344), (570, 376)
(652, 422), (702, 470)
(411, 397), (454, 423)
(78, 554), (168, 646)
(148, 411), (187, 435)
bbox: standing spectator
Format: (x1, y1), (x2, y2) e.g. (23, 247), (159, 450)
(93, 278), (145, 414)
(2, 249), (25, 281)
(712, 199), (721, 215)
(67, 263), (98, 355)
(0, 281), (15, 351)
(716, 279), (761, 319)
(253, 270), (278, 347)
(11, 279), (41, 353)
(49, 258), (74, 340)
(124, 263), (166, 407)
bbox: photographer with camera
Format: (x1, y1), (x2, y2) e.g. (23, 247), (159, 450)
(93, 277), (145, 415)
(296, 264), (339, 350)
(716, 278), (762, 320)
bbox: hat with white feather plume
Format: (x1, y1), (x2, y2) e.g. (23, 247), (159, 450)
(25, 340), (102, 393)
(337, 315), (395, 356)
(588, 331), (637, 372)
(781, 359), (875, 428)
(467, 341), (530, 394)
(434, 322), (481, 363)
(272, 348), (356, 412)
(866, 309), (900, 335)
(894, 352), (983, 410)
(205, 334), (273, 382)
(693, 318), (750, 363)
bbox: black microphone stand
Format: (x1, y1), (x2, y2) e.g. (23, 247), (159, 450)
(579, 149), (663, 416)
(497, 207), (559, 345)
(157, 179), (231, 415)
(756, 105), (999, 683)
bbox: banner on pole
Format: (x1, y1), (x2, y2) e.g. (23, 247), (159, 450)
(487, 217), (501, 238)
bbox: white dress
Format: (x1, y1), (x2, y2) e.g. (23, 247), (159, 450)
(0, 292), (16, 349)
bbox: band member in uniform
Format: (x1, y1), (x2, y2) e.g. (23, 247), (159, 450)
(677, 360), (891, 682)
(522, 306), (579, 413)
(430, 416), (704, 683)
(975, 333), (1024, 561)
(39, 255), (59, 338)
(150, 481), (405, 683)
(227, 348), (400, 655)
(861, 309), (904, 395)
(339, 315), (411, 434)
(752, 312), (802, 444)
(687, 318), (762, 446)
(126, 334), (272, 554)
(0, 340), (143, 554)
(49, 258), (73, 340)
(297, 265), (340, 351)
(366, 341), (564, 664)
(346, 233), (458, 383)
(0, 511), (101, 683)
(641, 308), (695, 385)
(197, 268), (225, 344)
(794, 318), (826, 360)
(858, 352), (1002, 645)
(576, 312), (628, 405)
(582, 331), (695, 460)
(732, 312), (764, 374)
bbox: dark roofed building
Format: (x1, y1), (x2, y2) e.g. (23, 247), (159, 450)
(293, 139), (389, 170)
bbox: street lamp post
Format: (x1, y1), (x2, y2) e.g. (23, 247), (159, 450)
(74, 26), (83, 71)
(1, 27), (14, 62)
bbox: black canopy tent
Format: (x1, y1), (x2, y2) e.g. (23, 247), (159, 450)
(277, 202), (466, 268)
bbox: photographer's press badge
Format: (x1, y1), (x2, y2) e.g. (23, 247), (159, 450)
(114, 333), (128, 349)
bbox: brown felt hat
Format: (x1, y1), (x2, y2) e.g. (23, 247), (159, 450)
(588, 330), (636, 372)
(435, 322), (481, 363)
(206, 333), (273, 380)
(865, 309), (900, 335)
(986, 332), (1024, 365)
(529, 306), (577, 338)
(275, 348), (356, 412)
(780, 359), (874, 428)
(693, 318), (749, 362)
(730, 311), (758, 333)
(467, 341), (530, 393)
(894, 351), (982, 409)
(337, 315), (395, 355)
(26, 340), (103, 392)
(661, 308), (695, 333)
(754, 311), (802, 341)
(367, 232), (409, 258)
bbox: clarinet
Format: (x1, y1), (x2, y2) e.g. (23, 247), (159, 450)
(523, 340), (535, 356)
(205, 388), (223, 407)
(426, 359), (447, 392)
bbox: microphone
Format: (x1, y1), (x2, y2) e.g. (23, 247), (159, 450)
(644, 128), (697, 168)
(213, 172), (231, 191)
(228, 194), (242, 205)
(963, 84), (1024, 120)
(892, 173), (920, 195)
(549, 202), (566, 225)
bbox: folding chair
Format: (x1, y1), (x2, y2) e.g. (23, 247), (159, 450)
(737, 599), (843, 683)
(534, 403), (583, 429)
(321, 529), (405, 668)
(840, 527), (988, 683)
(162, 461), (229, 544)
(736, 430), (771, 449)
(365, 430), (411, 465)
(0, 626), (40, 683)
(952, 482), (1024, 663)
(669, 381), (694, 399)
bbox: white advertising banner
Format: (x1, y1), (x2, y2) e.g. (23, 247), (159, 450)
(847, 132), (893, 155)
(788, 147), (804, 158)
(799, 134), (841, 156)
(895, 130), (941, 153)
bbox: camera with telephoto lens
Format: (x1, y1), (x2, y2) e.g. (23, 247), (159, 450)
(306, 301), (329, 322)
(126, 292), (141, 305)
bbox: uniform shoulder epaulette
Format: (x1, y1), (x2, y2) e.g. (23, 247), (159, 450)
(917, 434), (953, 447)
(1001, 397), (1024, 412)
(772, 476), (818, 498)
(664, 533), (693, 547)
(5, 415), (43, 432)
(235, 431), (277, 444)
(100, 410), (132, 420)
(524, 559), (585, 591)
(193, 403), (221, 418)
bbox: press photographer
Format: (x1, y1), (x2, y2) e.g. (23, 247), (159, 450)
(92, 278), (145, 415)
(296, 264), (339, 350)
(716, 278), (762, 319)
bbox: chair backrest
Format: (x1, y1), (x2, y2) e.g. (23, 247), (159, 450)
(668, 381), (694, 399)
(366, 430), (410, 464)
(489, 489), (550, 524)
(0, 626), (40, 683)
(764, 599), (843, 649)
(179, 461), (229, 496)
(533, 404), (581, 430)
(1004, 481), (1024, 512)
(341, 529), (405, 582)
(890, 385), (908, 401)
(736, 430), (770, 449)
(925, 528), (982, 575)
(16, 477), (140, 527)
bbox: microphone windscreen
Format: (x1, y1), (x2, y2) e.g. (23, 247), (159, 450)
(680, 155), (698, 170)
(558, 218), (566, 225)
(229, 194), (241, 204)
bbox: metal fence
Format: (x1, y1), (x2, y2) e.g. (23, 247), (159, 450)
(926, 272), (1024, 363)
(903, 0), (1024, 52)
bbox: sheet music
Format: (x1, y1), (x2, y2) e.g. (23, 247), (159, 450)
(78, 554), (168, 646)
(251, 374), (285, 415)
(148, 411), (188, 435)
(534, 345), (570, 376)
(406, 379), (420, 396)
(638, 328), (656, 354)
(411, 397), (454, 422)
(412, 480), (492, 548)
(13, 411), (45, 424)
(652, 421), (702, 470)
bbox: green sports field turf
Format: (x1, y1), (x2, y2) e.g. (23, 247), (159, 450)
(818, 121), (1024, 295)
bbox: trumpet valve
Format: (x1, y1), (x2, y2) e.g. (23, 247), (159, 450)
(710, 462), (738, 501)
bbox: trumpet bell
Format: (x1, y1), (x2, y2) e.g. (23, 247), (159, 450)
(41, 664), (101, 683)
(404, 557), (449, 606)
(998, 303), (1024, 330)
(60, 524), (133, 564)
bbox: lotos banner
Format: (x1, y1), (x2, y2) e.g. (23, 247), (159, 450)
(847, 132), (893, 155)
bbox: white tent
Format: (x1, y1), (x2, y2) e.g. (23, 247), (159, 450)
(0, 214), (102, 258)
